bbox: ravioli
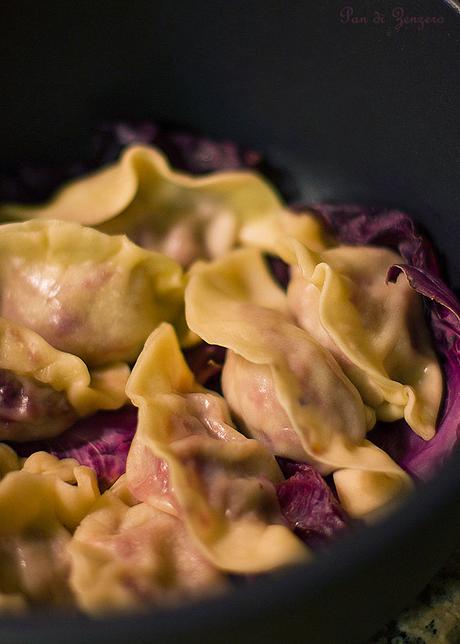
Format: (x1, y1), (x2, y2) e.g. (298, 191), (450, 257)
(125, 323), (307, 573)
(0, 449), (100, 608)
(0, 317), (129, 440)
(68, 488), (225, 614)
(0, 145), (325, 266)
(0, 219), (185, 366)
(0, 450), (100, 533)
(285, 239), (443, 440)
(0, 128), (450, 614)
(185, 248), (412, 518)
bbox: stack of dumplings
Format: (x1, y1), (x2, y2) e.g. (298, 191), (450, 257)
(0, 144), (442, 614)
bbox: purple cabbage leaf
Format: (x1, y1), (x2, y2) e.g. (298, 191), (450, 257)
(312, 203), (460, 480)
(369, 265), (460, 480)
(276, 459), (349, 548)
(13, 407), (138, 491)
(311, 203), (440, 273)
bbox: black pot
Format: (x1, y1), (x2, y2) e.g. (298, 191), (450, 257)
(1, 2), (459, 642)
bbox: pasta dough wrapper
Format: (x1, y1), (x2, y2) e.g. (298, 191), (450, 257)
(285, 239), (443, 440)
(0, 450), (100, 609)
(0, 317), (129, 425)
(0, 450), (100, 533)
(0, 219), (186, 365)
(0, 145), (325, 265)
(185, 248), (413, 518)
(68, 489), (225, 615)
(125, 323), (307, 573)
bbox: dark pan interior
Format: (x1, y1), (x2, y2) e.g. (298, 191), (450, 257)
(0, 2), (459, 642)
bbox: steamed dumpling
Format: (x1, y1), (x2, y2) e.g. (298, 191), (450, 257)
(186, 248), (373, 456)
(185, 248), (412, 518)
(0, 220), (185, 366)
(0, 145), (326, 266)
(0, 370), (77, 441)
(285, 240), (443, 439)
(222, 351), (412, 517)
(0, 449), (100, 609)
(0, 529), (72, 608)
(68, 489), (225, 614)
(0, 317), (129, 441)
(125, 323), (307, 573)
(0, 450), (100, 532)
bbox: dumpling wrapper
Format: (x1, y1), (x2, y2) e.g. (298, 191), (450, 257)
(0, 145), (325, 266)
(125, 322), (307, 573)
(0, 317), (129, 439)
(285, 239), (443, 440)
(0, 450), (100, 534)
(0, 368), (78, 441)
(68, 488), (225, 615)
(0, 527), (73, 608)
(0, 219), (186, 366)
(186, 248), (372, 452)
(0, 449), (100, 609)
(185, 248), (413, 518)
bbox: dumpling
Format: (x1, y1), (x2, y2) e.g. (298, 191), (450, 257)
(284, 239), (443, 439)
(68, 488), (225, 614)
(0, 219), (185, 366)
(0, 449), (100, 609)
(239, 209), (329, 255)
(0, 529), (72, 608)
(0, 145), (325, 266)
(125, 322), (307, 573)
(185, 248), (413, 518)
(0, 369), (77, 442)
(0, 450), (100, 532)
(186, 248), (372, 454)
(0, 444), (21, 477)
(0, 317), (129, 441)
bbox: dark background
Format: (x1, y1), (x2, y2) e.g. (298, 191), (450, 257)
(1, 0), (459, 281)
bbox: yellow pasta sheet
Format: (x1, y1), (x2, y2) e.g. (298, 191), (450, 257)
(69, 488), (225, 614)
(0, 448), (100, 608)
(185, 248), (412, 518)
(285, 239), (442, 439)
(0, 219), (186, 365)
(125, 323), (307, 573)
(0, 317), (128, 438)
(0, 145), (325, 265)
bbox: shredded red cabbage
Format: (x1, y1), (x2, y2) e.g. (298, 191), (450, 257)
(265, 254), (291, 291)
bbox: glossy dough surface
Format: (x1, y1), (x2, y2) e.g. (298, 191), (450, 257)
(286, 239), (443, 439)
(0, 219), (185, 365)
(0, 448), (99, 608)
(0, 139), (447, 614)
(69, 488), (225, 614)
(126, 323), (307, 572)
(185, 249), (413, 517)
(0, 318), (129, 440)
(0, 145), (326, 266)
